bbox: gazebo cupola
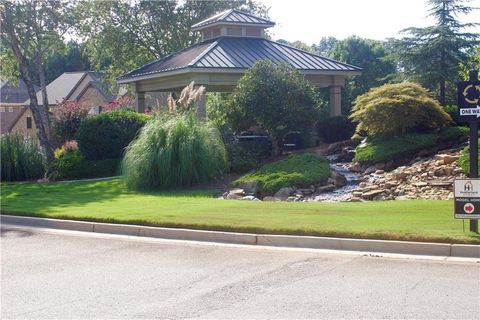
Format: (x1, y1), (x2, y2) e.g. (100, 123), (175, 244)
(191, 9), (275, 41)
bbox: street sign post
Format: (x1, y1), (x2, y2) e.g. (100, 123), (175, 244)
(457, 68), (480, 233)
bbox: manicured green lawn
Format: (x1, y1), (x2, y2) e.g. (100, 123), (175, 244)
(1, 178), (478, 244)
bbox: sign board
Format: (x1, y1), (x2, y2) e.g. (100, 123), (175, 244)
(454, 179), (480, 219)
(457, 81), (480, 122)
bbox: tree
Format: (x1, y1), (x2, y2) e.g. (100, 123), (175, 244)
(75, 0), (268, 90)
(312, 36), (337, 56)
(329, 36), (397, 113)
(227, 60), (322, 155)
(44, 41), (91, 84)
(460, 45), (480, 79)
(350, 82), (452, 136)
(396, 0), (479, 105)
(277, 39), (315, 52)
(1, 0), (73, 162)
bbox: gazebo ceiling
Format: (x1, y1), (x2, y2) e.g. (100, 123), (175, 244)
(117, 37), (361, 84)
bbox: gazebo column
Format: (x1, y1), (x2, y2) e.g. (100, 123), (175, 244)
(328, 85), (342, 117)
(135, 91), (146, 113)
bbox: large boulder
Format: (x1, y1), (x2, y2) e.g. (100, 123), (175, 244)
(274, 187), (295, 200)
(236, 181), (258, 195)
(330, 171), (347, 187)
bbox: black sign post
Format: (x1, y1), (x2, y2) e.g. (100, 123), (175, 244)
(457, 67), (480, 233)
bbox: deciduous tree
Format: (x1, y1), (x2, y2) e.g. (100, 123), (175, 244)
(1, 0), (73, 162)
(227, 60), (322, 155)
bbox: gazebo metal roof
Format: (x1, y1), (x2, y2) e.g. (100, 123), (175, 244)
(118, 37), (361, 83)
(191, 9), (275, 31)
(119, 9), (362, 117)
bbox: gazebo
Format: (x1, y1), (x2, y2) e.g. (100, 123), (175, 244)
(117, 9), (362, 117)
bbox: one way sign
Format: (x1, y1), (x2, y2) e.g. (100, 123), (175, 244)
(459, 106), (480, 117)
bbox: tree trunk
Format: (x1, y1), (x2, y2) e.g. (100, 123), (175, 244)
(36, 53), (51, 136)
(4, 9), (54, 163)
(439, 79), (446, 106)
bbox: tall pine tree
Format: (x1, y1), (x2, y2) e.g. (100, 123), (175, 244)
(397, 0), (478, 105)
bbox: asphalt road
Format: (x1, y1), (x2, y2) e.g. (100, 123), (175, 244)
(1, 226), (480, 319)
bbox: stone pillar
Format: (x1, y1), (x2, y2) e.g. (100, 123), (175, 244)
(135, 91), (145, 113)
(328, 85), (342, 117)
(196, 87), (206, 120)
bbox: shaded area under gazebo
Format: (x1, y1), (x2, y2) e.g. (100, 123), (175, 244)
(118, 9), (362, 117)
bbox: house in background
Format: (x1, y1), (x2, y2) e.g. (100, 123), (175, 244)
(0, 79), (39, 141)
(27, 71), (115, 114)
(1, 71), (116, 143)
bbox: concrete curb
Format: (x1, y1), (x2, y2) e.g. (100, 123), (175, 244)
(1, 215), (479, 258)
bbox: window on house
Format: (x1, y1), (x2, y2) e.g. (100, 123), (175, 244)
(8, 107), (13, 112)
(0, 107), (5, 112)
(26, 116), (32, 129)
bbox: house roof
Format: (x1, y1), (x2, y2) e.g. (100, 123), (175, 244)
(191, 9), (275, 31)
(118, 37), (362, 82)
(0, 79), (39, 104)
(0, 106), (28, 134)
(27, 71), (114, 105)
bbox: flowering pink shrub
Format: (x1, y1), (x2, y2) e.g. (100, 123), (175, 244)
(53, 99), (90, 141)
(102, 96), (134, 112)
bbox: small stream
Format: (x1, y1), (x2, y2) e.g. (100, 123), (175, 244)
(312, 155), (361, 202)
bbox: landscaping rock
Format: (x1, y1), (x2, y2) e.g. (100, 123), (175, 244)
(274, 187), (295, 200)
(361, 189), (385, 200)
(352, 149), (465, 201)
(330, 171), (347, 187)
(237, 181), (258, 195)
(229, 188), (245, 196)
(316, 185), (336, 193)
(262, 196), (278, 201)
(226, 193), (242, 200)
(241, 195), (260, 201)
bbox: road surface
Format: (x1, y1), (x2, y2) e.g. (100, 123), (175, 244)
(1, 226), (479, 319)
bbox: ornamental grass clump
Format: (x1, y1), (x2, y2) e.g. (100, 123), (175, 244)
(1, 134), (46, 181)
(122, 113), (228, 190)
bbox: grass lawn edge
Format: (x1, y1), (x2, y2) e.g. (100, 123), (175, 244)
(2, 211), (479, 245)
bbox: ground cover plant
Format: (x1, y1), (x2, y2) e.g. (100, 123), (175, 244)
(122, 113), (228, 190)
(355, 133), (438, 165)
(355, 126), (469, 165)
(1, 178), (478, 244)
(233, 153), (330, 194)
(1, 134), (45, 182)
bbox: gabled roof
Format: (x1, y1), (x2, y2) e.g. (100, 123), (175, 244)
(191, 9), (275, 31)
(118, 37), (362, 83)
(27, 71), (114, 105)
(0, 79), (39, 104)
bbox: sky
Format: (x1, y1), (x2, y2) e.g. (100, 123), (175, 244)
(258, 0), (480, 44)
